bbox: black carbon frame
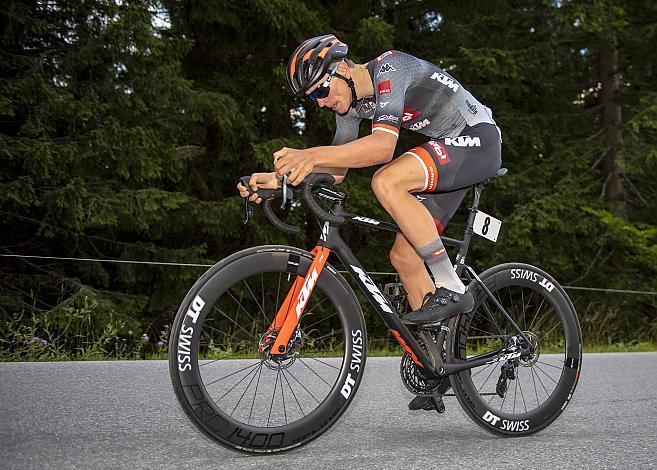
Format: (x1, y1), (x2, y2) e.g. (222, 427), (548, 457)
(311, 183), (530, 379)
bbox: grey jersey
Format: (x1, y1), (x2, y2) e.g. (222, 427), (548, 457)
(331, 50), (495, 145)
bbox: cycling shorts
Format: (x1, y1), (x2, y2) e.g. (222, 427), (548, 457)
(404, 122), (502, 233)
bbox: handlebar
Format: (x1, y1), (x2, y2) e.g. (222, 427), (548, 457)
(239, 173), (344, 233)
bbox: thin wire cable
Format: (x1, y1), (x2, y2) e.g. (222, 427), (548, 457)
(0, 253), (212, 268)
(1, 253), (656, 295)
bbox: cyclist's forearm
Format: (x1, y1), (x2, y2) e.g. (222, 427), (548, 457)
(309, 133), (396, 169)
(313, 166), (348, 184)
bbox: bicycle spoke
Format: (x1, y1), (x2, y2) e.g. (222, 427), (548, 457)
(282, 369), (305, 417)
(214, 362), (261, 404)
(280, 368), (288, 425)
(471, 362), (495, 379)
(298, 358), (333, 388)
(531, 365), (550, 396)
(520, 286), (527, 331)
(535, 359), (564, 370)
(226, 288), (260, 332)
(204, 361), (261, 387)
(307, 328), (344, 345)
(481, 299), (505, 336)
(516, 366), (528, 413)
(199, 358), (228, 368)
(309, 357), (341, 370)
(267, 369), (280, 427)
(231, 362), (264, 417)
(478, 362), (499, 392)
(285, 367), (321, 404)
(248, 364), (264, 424)
(531, 307), (557, 334)
(304, 295), (331, 316)
(275, 272), (282, 315)
(537, 320), (562, 343)
(534, 363), (559, 385)
(201, 322), (247, 345)
(242, 279), (270, 326)
(302, 310), (338, 332)
(513, 368), (519, 414)
(261, 273), (266, 326)
(530, 365), (541, 408)
(528, 295), (548, 331)
(215, 306), (259, 342)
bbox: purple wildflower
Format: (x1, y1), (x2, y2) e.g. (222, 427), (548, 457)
(41, 339), (48, 346)
(157, 340), (164, 346)
(141, 334), (149, 342)
(33, 337), (39, 343)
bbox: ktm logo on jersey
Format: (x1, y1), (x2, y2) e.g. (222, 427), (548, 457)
(430, 72), (459, 92)
(445, 136), (481, 147)
(402, 108), (421, 122)
(410, 119), (430, 131)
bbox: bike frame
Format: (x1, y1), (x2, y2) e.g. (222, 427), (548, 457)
(269, 183), (532, 379)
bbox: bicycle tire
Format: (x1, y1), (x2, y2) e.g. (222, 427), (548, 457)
(169, 245), (367, 453)
(447, 262), (582, 436)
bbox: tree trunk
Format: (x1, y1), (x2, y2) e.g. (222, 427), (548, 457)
(599, 34), (627, 217)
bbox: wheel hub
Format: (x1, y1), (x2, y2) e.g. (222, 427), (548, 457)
(258, 326), (304, 370)
(519, 331), (540, 367)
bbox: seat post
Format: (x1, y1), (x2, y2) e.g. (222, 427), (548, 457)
(454, 183), (485, 276)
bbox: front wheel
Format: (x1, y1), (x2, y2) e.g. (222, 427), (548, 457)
(169, 245), (367, 453)
(447, 263), (582, 436)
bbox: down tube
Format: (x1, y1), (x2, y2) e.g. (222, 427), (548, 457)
(332, 240), (438, 375)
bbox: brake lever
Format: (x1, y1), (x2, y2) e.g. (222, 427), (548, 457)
(280, 174), (288, 210)
(243, 197), (254, 224)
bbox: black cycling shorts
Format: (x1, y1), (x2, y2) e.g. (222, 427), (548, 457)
(403, 122), (502, 233)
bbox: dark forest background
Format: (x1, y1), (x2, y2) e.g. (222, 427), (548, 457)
(1, 0), (656, 358)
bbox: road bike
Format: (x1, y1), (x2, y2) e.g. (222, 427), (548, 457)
(169, 171), (582, 453)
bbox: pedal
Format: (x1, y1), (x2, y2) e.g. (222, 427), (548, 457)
(382, 282), (404, 314)
(432, 395), (446, 414)
(408, 395), (446, 414)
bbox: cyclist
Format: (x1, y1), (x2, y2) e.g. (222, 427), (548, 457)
(238, 33), (501, 347)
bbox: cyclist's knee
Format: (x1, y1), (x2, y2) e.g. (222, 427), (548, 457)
(371, 168), (397, 199)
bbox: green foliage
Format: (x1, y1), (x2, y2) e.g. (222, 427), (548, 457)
(1, 0), (657, 360)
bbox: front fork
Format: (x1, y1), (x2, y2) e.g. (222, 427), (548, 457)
(268, 245), (331, 356)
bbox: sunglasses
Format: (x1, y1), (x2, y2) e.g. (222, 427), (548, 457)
(307, 64), (339, 102)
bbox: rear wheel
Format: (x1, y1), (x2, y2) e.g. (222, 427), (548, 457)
(169, 245), (367, 453)
(447, 263), (582, 436)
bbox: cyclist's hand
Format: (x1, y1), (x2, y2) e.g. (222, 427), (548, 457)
(274, 147), (316, 186)
(237, 172), (279, 204)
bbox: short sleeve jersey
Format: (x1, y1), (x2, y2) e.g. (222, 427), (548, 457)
(331, 50), (495, 146)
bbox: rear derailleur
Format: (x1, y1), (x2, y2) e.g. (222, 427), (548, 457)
(496, 360), (517, 398)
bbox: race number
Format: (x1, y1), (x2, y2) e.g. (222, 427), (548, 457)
(473, 210), (501, 242)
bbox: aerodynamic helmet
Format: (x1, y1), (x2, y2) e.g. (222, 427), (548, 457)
(286, 34), (348, 96)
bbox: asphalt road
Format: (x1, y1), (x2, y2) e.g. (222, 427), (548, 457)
(1, 353), (656, 469)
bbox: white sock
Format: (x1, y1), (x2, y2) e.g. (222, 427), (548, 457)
(416, 239), (466, 294)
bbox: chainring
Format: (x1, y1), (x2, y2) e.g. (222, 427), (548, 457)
(399, 337), (447, 396)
